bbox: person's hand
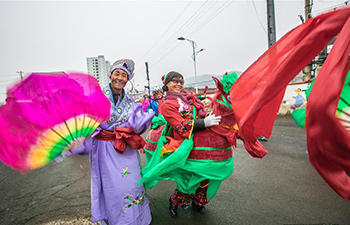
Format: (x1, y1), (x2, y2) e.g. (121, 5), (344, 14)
(148, 109), (153, 113)
(204, 114), (221, 127)
(139, 147), (145, 154)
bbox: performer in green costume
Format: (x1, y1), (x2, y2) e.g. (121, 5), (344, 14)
(139, 72), (240, 217)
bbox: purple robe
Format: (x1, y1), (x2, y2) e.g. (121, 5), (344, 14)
(66, 85), (154, 225)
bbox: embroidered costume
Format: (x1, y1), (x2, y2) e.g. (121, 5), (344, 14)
(61, 59), (153, 225)
(140, 72), (240, 218)
(160, 90), (210, 209)
(141, 70), (214, 214)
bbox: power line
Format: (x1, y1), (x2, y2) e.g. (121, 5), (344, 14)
(298, 1), (348, 21)
(187, 1), (235, 37)
(251, 0), (267, 34)
(136, 1), (193, 64)
(145, 1), (210, 63)
(146, 1), (217, 65)
(143, 1), (236, 77)
(311, 0), (348, 16)
(149, 1), (236, 71)
(136, 0), (212, 85)
(0, 74), (18, 78)
(150, 43), (182, 69)
(0, 78), (19, 83)
(171, 0), (218, 40)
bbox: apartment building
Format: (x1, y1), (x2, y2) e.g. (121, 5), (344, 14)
(86, 55), (110, 88)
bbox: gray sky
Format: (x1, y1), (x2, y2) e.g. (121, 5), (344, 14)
(0, 0), (347, 102)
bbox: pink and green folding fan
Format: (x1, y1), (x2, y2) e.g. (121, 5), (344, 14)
(0, 72), (111, 172)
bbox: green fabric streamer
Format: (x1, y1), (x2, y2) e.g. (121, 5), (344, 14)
(291, 80), (312, 128)
(140, 147), (233, 200)
(291, 108), (306, 128)
(151, 114), (166, 129)
(139, 106), (234, 200)
(221, 72), (238, 94)
(336, 70), (350, 114)
(304, 79), (314, 100)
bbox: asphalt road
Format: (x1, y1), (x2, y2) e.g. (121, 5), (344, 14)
(0, 116), (349, 225)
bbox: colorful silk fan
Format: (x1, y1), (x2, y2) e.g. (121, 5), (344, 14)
(0, 72), (111, 172)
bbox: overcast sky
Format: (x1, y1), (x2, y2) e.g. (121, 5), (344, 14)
(0, 0), (347, 102)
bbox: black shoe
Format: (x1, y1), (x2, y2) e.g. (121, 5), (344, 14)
(192, 202), (206, 214)
(169, 198), (178, 218)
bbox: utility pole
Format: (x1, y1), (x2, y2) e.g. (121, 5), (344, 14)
(178, 37), (204, 94)
(266, 0), (276, 48)
(303, 0), (312, 81)
(16, 71), (24, 81)
(305, 0), (311, 20)
(145, 62), (151, 97)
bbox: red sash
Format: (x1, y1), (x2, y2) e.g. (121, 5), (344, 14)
(94, 128), (145, 154)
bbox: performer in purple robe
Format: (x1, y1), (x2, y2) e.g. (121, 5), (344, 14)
(61, 59), (154, 225)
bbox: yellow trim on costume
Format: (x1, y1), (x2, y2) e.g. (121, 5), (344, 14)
(219, 123), (239, 131)
(188, 120), (195, 139)
(200, 183), (209, 188)
(160, 146), (176, 157)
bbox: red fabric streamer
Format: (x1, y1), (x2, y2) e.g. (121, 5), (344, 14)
(229, 8), (350, 144)
(229, 7), (350, 199)
(305, 15), (350, 199)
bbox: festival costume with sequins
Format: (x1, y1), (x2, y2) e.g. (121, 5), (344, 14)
(140, 88), (236, 209)
(162, 97), (210, 208)
(147, 92), (210, 208)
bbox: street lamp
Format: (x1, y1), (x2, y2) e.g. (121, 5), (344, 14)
(177, 36), (204, 94)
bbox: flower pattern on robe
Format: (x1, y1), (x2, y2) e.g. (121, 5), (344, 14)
(56, 83), (154, 224)
(123, 192), (147, 210)
(121, 167), (131, 177)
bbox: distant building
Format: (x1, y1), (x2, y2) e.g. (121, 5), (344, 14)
(86, 55), (110, 88)
(184, 71), (242, 89)
(290, 71), (304, 83)
(149, 71), (242, 96)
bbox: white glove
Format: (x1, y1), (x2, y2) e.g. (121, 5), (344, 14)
(148, 109), (153, 113)
(204, 114), (221, 127)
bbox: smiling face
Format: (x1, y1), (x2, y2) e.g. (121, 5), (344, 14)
(110, 69), (128, 94)
(166, 76), (184, 93)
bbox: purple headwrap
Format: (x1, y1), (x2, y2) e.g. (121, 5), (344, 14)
(109, 59), (135, 80)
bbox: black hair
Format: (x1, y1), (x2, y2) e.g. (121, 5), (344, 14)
(162, 71), (184, 92)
